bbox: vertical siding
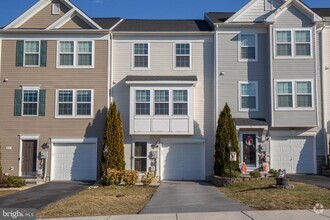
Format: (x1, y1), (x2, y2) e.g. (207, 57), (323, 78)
(20, 0), (70, 29)
(272, 5), (317, 127)
(218, 31), (270, 122)
(0, 39), (108, 177)
(112, 35), (215, 177)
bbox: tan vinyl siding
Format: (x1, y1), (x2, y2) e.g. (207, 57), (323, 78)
(20, 0), (70, 29)
(60, 16), (93, 29)
(112, 35), (215, 177)
(0, 39), (108, 177)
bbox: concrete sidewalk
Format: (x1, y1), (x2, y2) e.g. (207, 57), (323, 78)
(41, 210), (330, 220)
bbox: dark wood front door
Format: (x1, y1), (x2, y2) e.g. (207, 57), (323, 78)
(22, 140), (37, 176)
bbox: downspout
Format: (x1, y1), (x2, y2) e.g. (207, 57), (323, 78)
(320, 25), (329, 165)
(269, 24), (274, 128)
(214, 25), (219, 129)
(107, 32), (111, 107)
(110, 32), (114, 103)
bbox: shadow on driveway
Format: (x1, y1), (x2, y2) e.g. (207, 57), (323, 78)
(140, 181), (252, 214)
(0, 182), (91, 209)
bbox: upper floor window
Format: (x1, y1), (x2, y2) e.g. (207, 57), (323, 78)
(133, 43), (149, 69)
(275, 80), (313, 110)
(275, 30), (311, 58)
(52, 3), (61, 15)
(22, 88), (39, 116)
(175, 43), (191, 69)
(14, 86), (46, 117)
(239, 81), (258, 111)
(239, 34), (257, 61)
(24, 41), (40, 66)
(173, 90), (188, 115)
(155, 90), (169, 115)
(136, 90), (150, 115)
(56, 89), (93, 118)
(58, 41), (94, 68)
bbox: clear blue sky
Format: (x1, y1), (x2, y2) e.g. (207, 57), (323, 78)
(1, 0), (329, 27)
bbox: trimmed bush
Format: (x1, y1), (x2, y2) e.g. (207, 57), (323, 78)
(5, 176), (26, 188)
(250, 171), (261, 178)
(122, 170), (138, 186)
(141, 172), (154, 186)
(101, 169), (123, 186)
(224, 169), (241, 178)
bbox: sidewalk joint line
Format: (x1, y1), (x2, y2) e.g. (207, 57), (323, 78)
(241, 211), (254, 220)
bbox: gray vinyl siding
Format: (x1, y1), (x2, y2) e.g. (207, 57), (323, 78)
(112, 35), (215, 177)
(218, 31), (270, 122)
(236, 0), (282, 22)
(272, 4), (317, 127)
(0, 39), (109, 178)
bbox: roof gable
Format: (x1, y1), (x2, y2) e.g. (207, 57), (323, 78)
(60, 15), (94, 29)
(5, 0), (102, 30)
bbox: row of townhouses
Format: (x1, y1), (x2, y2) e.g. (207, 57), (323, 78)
(0, 0), (329, 181)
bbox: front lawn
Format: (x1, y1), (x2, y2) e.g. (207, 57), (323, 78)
(219, 180), (330, 210)
(0, 190), (19, 197)
(37, 185), (156, 219)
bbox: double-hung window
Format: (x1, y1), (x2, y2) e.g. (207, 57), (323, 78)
(56, 89), (93, 117)
(22, 88), (39, 116)
(133, 43), (149, 69)
(275, 30), (311, 57)
(239, 82), (258, 111)
(58, 41), (94, 67)
(240, 34), (257, 61)
(173, 90), (188, 115)
(133, 142), (147, 173)
(155, 90), (169, 115)
(175, 43), (191, 68)
(24, 41), (40, 66)
(136, 90), (150, 115)
(276, 80), (313, 109)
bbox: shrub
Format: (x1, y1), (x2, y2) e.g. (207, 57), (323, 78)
(122, 170), (138, 186)
(223, 169), (241, 178)
(101, 169), (123, 186)
(269, 169), (280, 178)
(141, 172), (154, 186)
(5, 176), (26, 188)
(249, 171), (261, 178)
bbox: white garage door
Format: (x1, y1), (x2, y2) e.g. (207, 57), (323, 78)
(271, 137), (314, 174)
(52, 143), (97, 181)
(161, 143), (205, 180)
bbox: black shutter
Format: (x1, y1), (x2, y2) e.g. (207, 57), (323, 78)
(14, 89), (22, 116)
(40, 41), (47, 67)
(16, 40), (24, 67)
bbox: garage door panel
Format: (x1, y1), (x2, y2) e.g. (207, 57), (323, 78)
(271, 137), (314, 174)
(161, 143), (204, 181)
(52, 143), (97, 181)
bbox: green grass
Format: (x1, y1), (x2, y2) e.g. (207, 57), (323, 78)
(37, 185), (157, 219)
(219, 180), (330, 210)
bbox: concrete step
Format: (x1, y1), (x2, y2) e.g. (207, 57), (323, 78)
(320, 169), (330, 177)
(21, 176), (43, 184)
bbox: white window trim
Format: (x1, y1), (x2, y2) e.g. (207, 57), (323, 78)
(18, 135), (39, 177)
(238, 33), (258, 62)
(22, 86), (40, 117)
(132, 141), (149, 174)
(238, 81), (259, 112)
(240, 132), (259, 170)
(274, 28), (313, 59)
(274, 79), (314, 111)
(134, 88), (190, 117)
(135, 90), (151, 116)
(154, 89), (170, 116)
(265, 0), (274, 11)
(55, 89), (94, 118)
(173, 42), (192, 70)
(56, 40), (95, 68)
(23, 40), (41, 67)
(52, 3), (61, 15)
(173, 90), (189, 115)
(131, 43), (150, 70)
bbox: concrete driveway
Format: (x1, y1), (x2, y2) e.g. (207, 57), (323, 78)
(286, 174), (330, 189)
(140, 181), (252, 214)
(0, 182), (90, 209)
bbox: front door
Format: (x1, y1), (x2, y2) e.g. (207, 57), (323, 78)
(242, 134), (257, 168)
(21, 140), (37, 176)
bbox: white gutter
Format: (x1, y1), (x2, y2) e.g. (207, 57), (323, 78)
(321, 26), (329, 165)
(269, 24), (274, 127)
(314, 25), (320, 128)
(214, 25), (219, 129)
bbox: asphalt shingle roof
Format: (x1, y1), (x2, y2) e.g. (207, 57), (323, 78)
(205, 12), (235, 24)
(92, 18), (122, 29)
(233, 118), (268, 127)
(126, 75), (198, 82)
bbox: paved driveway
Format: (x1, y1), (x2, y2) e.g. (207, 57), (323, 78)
(0, 182), (90, 209)
(287, 174), (330, 189)
(140, 181), (252, 214)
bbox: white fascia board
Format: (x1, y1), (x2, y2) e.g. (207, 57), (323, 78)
(225, 0), (259, 23)
(126, 81), (197, 86)
(160, 138), (206, 144)
(59, 0), (102, 29)
(46, 8), (76, 30)
(109, 19), (124, 31)
(112, 32), (214, 36)
(51, 137), (98, 144)
(4, 0), (51, 29)
(269, 130), (317, 137)
(236, 126), (268, 130)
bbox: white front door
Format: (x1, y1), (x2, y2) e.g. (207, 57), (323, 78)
(161, 143), (205, 180)
(271, 137), (314, 174)
(51, 143), (97, 181)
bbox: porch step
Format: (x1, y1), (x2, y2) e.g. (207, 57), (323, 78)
(320, 169), (330, 177)
(21, 176), (43, 184)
